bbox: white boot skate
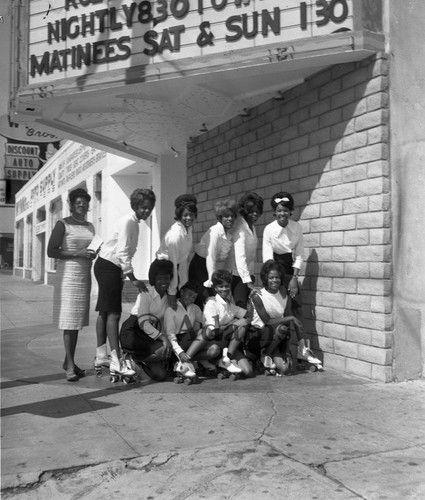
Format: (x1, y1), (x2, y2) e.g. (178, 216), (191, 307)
(93, 344), (110, 376)
(174, 361), (197, 385)
(109, 351), (137, 384)
(297, 339), (323, 372)
(260, 352), (277, 376)
(218, 353), (242, 380)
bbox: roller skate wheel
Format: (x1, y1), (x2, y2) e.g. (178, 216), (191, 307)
(174, 376), (182, 384)
(269, 369), (277, 376)
(309, 365), (318, 372)
(184, 377), (192, 385)
(217, 372), (225, 380)
(229, 373), (238, 381)
(264, 370), (271, 376)
(122, 376), (134, 384)
(110, 374), (119, 383)
(95, 368), (103, 377)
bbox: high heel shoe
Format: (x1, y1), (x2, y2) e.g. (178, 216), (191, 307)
(62, 362), (85, 378)
(65, 369), (79, 382)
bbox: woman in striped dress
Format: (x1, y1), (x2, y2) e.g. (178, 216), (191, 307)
(47, 188), (96, 381)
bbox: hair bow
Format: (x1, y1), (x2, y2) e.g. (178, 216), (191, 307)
(274, 197), (290, 203)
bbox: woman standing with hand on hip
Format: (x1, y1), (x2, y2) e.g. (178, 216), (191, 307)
(262, 192), (321, 368)
(94, 188), (156, 380)
(47, 188), (96, 381)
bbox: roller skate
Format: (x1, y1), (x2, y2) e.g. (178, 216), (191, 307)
(173, 360), (197, 385)
(217, 349), (242, 381)
(126, 354), (144, 380)
(93, 354), (111, 377)
(109, 351), (137, 384)
(93, 344), (110, 377)
(297, 339), (323, 372)
(258, 348), (277, 376)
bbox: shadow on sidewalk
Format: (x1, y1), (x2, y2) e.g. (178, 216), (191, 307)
(0, 385), (138, 419)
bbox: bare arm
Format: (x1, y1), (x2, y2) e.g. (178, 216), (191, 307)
(47, 221), (94, 260)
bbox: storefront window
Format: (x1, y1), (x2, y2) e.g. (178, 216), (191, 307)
(16, 219), (24, 267)
(26, 215), (33, 268)
(49, 198), (63, 271)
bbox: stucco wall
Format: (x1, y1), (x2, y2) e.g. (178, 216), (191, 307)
(187, 54), (392, 381)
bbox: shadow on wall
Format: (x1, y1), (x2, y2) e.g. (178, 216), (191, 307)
(303, 249), (320, 355)
(189, 54), (389, 374)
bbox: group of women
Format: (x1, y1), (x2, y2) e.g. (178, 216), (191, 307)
(48, 186), (320, 382)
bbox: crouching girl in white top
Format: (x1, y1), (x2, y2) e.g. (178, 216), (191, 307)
(164, 281), (221, 378)
(246, 260), (303, 376)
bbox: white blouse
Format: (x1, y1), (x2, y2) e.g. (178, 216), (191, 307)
(156, 221), (193, 295)
(131, 285), (169, 340)
(99, 212), (140, 275)
(229, 217), (258, 284)
(195, 222), (233, 287)
(164, 301), (202, 356)
(251, 288), (287, 329)
(262, 219), (304, 270)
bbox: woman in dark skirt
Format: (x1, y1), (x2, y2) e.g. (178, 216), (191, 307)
(120, 260), (173, 381)
(94, 188), (156, 379)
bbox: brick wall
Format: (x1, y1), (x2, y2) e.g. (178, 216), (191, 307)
(187, 54), (392, 382)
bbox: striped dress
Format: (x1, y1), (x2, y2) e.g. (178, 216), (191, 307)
(53, 220), (95, 330)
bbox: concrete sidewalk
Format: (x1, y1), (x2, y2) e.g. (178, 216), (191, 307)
(1, 272), (425, 499)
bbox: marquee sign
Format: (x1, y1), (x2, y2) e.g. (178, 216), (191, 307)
(28, 0), (353, 83)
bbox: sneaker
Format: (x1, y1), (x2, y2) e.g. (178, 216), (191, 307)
(218, 357), (242, 374)
(261, 354), (276, 370)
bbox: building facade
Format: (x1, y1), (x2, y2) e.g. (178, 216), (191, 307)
(8, 0), (425, 382)
(14, 140), (187, 286)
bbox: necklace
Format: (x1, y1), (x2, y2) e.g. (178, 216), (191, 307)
(71, 214), (86, 223)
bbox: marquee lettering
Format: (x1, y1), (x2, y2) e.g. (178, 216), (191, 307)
(30, 0), (349, 77)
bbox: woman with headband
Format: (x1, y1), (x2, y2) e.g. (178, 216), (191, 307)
(262, 192), (322, 370)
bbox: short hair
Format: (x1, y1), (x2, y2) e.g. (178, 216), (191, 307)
(174, 194), (198, 220)
(260, 260), (286, 287)
(180, 280), (201, 295)
(214, 199), (238, 219)
(270, 192), (294, 211)
(148, 259), (174, 285)
(211, 269), (232, 287)
(69, 188), (91, 204)
(130, 189), (156, 211)
(238, 192), (264, 219)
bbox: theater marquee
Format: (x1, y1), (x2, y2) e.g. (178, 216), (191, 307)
(29, 0), (353, 82)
